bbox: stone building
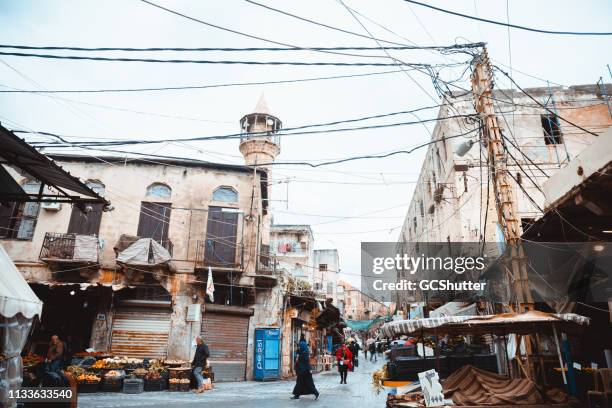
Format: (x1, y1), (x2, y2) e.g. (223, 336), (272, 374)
(396, 83), (612, 316)
(270, 224), (315, 285)
(1, 96), (286, 381)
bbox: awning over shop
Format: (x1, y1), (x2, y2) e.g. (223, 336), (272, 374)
(379, 311), (589, 338)
(0, 124), (109, 205)
(0, 243), (42, 319)
(346, 316), (387, 331)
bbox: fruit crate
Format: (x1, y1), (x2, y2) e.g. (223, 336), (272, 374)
(144, 378), (168, 392)
(101, 377), (123, 392)
(123, 378), (144, 394)
(77, 382), (100, 393)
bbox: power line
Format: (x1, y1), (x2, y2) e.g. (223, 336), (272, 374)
(0, 43), (475, 52)
(18, 108), (475, 147)
(28, 126), (480, 169)
(0, 51), (445, 67)
(495, 67), (601, 137)
(402, 0), (612, 36)
(138, 0), (420, 60)
(0, 69), (406, 94)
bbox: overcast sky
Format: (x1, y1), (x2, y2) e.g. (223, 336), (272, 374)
(1, 0), (610, 287)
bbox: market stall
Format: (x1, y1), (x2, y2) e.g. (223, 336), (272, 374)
(0, 244), (43, 408)
(375, 311), (590, 407)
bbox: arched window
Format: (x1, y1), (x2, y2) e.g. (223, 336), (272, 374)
(146, 183), (171, 200)
(212, 186), (238, 203)
(86, 180), (105, 196)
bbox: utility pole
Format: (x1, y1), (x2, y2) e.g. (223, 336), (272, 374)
(471, 47), (536, 378)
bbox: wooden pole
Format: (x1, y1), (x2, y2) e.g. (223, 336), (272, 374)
(471, 46), (535, 379)
(552, 324), (567, 385)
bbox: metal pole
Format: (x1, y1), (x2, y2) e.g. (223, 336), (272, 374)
(552, 325), (567, 385)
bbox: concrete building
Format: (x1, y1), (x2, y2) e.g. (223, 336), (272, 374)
(270, 224), (314, 285)
(396, 83), (612, 316)
(313, 249), (340, 303)
(1, 96), (286, 381)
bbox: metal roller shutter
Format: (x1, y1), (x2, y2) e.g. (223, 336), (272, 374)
(201, 308), (251, 382)
(111, 308), (171, 359)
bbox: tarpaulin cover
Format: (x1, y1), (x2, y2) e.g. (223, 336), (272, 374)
(346, 316), (386, 331)
(443, 365), (572, 405)
(116, 238), (171, 265)
(0, 243), (42, 319)
(0, 244), (41, 407)
(380, 311), (589, 338)
(73, 234), (99, 262)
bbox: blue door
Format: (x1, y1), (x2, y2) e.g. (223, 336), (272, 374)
(254, 328), (280, 381)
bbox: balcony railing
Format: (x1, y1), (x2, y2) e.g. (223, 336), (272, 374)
(40, 232), (99, 263)
(194, 239), (243, 270)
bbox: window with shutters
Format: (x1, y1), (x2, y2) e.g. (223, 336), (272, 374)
(0, 179), (41, 240)
(212, 186), (238, 203)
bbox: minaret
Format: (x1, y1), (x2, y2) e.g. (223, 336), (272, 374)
(239, 94), (281, 167)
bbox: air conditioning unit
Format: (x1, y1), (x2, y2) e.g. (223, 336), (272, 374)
(41, 201), (61, 211)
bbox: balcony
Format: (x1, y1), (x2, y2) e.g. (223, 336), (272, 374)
(40, 232), (99, 264)
(194, 239), (244, 272)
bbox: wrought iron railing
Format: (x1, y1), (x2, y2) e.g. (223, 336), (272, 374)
(39, 232), (99, 262)
(194, 239), (243, 269)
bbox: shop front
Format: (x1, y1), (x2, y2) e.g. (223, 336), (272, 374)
(109, 285), (173, 360)
(201, 304), (253, 382)
(24, 283), (108, 357)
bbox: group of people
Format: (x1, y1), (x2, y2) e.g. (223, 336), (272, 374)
(292, 336), (381, 400)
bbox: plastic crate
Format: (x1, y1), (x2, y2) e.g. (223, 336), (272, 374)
(77, 382), (100, 393)
(144, 378), (168, 392)
(123, 378), (144, 394)
(101, 378), (123, 392)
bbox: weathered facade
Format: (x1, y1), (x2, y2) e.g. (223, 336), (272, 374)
(270, 224), (315, 285)
(396, 83), (612, 315)
(1, 97), (286, 381)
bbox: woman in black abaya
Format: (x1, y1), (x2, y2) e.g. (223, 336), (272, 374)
(291, 337), (320, 400)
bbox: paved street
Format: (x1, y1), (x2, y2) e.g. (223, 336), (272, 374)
(78, 358), (387, 408)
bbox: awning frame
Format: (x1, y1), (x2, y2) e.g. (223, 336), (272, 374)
(0, 124), (110, 207)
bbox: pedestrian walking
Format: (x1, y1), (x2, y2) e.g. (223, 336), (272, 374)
(368, 341), (377, 362)
(291, 337), (319, 400)
(335, 343), (353, 384)
(192, 336), (210, 394)
(348, 340), (360, 370)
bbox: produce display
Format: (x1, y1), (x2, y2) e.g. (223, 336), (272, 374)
(168, 378), (190, 384)
(77, 373), (101, 383)
(22, 354), (44, 367)
(74, 351), (106, 357)
(132, 368), (148, 377)
(105, 370), (123, 378)
(66, 365), (86, 377)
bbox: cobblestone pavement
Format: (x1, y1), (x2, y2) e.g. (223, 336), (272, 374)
(77, 357), (387, 408)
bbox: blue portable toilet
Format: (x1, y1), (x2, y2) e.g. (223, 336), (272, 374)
(254, 328), (280, 381)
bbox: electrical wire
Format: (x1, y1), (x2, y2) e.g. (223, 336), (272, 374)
(17, 110), (476, 148)
(0, 69), (406, 94)
(0, 51), (445, 66)
(402, 0), (612, 36)
(0, 44), (481, 52)
(30, 127), (481, 168)
(494, 67), (600, 137)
